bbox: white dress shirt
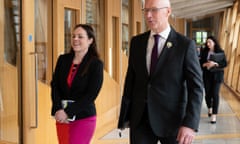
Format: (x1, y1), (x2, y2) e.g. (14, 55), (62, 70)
(146, 26), (171, 74)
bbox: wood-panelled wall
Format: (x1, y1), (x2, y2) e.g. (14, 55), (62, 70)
(169, 17), (185, 34)
(93, 0), (143, 141)
(219, 0), (240, 99)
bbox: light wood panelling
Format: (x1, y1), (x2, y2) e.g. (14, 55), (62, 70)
(226, 1), (238, 88)
(0, 0), (3, 66)
(0, 1), (19, 143)
(22, 0), (37, 144)
(0, 141), (16, 144)
(103, 0), (110, 73)
(47, 1), (53, 84)
(0, 0), (4, 123)
(93, 0), (144, 141)
(231, 16), (240, 90)
(219, 0), (240, 99)
(231, 1), (238, 26)
(222, 9), (231, 83)
(35, 82), (58, 144)
(52, 0), (82, 68)
(111, 0), (121, 17)
(0, 63), (18, 142)
(170, 17), (185, 34)
(94, 71), (120, 139)
(92, 49), (130, 142)
(224, 8), (234, 86)
(131, 0), (144, 35)
(104, 0), (121, 81)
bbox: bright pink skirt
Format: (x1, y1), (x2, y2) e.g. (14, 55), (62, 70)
(56, 116), (96, 144)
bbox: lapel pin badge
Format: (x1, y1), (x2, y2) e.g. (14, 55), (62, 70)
(166, 42), (172, 48)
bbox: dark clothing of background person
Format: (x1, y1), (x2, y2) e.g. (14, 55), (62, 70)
(200, 44), (227, 119)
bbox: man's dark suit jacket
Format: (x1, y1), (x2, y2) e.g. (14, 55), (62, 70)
(118, 28), (203, 137)
(51, 53), (103, 120)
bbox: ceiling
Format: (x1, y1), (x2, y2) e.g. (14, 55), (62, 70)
(170, 0), (235, 20)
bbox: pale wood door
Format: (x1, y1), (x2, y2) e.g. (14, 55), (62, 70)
(53, 0), (84, 66)
(0, 0), (21, 143)
(22, 0), (84, 144)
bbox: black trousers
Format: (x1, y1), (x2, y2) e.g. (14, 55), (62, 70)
(130, 107), (178, 144)
(204, 78), (222, 114)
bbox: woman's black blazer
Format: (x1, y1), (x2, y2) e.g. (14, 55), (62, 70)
(51, 53), (103, 120)
(200, 49), (227, 82)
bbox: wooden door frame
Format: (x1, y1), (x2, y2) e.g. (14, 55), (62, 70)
(21, 0), (85, 143)
(53, 0), (85, 68)
(22, 0), (36, 144)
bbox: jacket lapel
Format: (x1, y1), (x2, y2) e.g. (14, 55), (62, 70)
(151, 28), (177, 77)
(142, 32), (151, 78)
(134, 31), (151, 78)
(61, 54), (74, 93)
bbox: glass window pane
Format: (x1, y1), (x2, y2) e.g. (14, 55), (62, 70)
(1, 0), (21, 142)
(203, 32), (207, 43)
(4, 0), (19, 65)
(86, 0), (105, 62)
(122, 0), (129, 55)
(196, 32), (201, 44)
(64, 9), (76, 53)
(35, 0), (52, 83)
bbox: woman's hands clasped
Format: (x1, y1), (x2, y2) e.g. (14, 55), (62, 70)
(55, 109), (69, 123)
(203, 60), (219, 70)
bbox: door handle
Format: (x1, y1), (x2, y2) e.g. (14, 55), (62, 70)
(29, 52), (39, 128)
(0, 86), (3, 111)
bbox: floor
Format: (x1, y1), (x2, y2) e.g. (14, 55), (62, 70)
(95, 85), (240, 144)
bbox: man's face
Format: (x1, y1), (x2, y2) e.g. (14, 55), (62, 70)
(144, 0), (171, 33)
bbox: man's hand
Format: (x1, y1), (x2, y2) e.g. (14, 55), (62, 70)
(177, 126), (195, 144)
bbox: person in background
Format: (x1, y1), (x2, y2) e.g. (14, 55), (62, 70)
(51, 24), (103, 144)
(118, 0), (203, 144)
(200, 36), (227, 124)
(196, 46), (202, 60)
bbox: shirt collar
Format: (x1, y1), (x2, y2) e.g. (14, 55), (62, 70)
(150, 25), (171, 40)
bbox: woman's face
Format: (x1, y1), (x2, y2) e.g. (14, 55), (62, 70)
(206, 38), (215, 51)
(71, 27), (93, 53)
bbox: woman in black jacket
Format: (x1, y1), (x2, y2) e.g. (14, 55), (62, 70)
(200, 36), (227, 124)
(51, 24), (103, 144)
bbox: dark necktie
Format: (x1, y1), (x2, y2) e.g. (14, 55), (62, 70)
(150, 34), (160, 74)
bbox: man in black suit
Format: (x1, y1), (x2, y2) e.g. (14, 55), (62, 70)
(118, 0), (203, 144)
